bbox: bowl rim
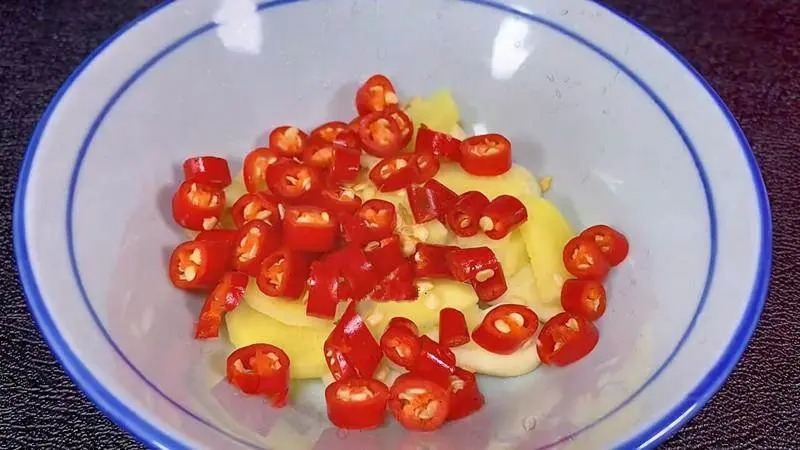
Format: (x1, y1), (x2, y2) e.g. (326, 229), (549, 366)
(13, 1), (772, 449)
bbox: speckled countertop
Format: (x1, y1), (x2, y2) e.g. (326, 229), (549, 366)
(1, 1), (797, 448)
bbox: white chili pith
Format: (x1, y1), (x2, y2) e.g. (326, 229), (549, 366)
(494, 320), (511, 334)
(238, 227), (262, 262)
(337, 386), (374, 402)
(202, 217), (218, 230)
(179, 248), (202, 281)
(479, 216), (494, 232)
(475, 268), (495, 283)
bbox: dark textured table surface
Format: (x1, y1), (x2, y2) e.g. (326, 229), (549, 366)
(1, 1), (797, 449)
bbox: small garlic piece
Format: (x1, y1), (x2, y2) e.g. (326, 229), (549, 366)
(538, 175), (553, 193)
(411, 225), (429, 242)
(400, 235), (418, 257)
(416, 280), (434, 293)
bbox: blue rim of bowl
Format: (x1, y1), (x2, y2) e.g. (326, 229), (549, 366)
(12, 1), (771, 449)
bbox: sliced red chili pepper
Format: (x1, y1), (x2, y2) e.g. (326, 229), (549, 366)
(347, 115), (362, 133)
(472, 270), (508, 303)
(169, 240), (230, 291)
(302, 138), (335, 171)
(332, 128), (361, 150)
(282, 205), (338, 253)
(363, 235), (406, 278)
(472, 304), (538, 355)
(480, 195), (528, 240)
(195, 271), (248, 339)
(325, 377), (389, 430)
(412, 243), (457, 279)
(380, 317), (421, 369)
(306, 259), (344, 319)
(409, 336), (457, 385)
(328, 146), (361, 183)
(411, 152), (440, 184)
(388, 374), (450, 431)
(580, 224), (630, 266)
(256, 248), (312, 299)
(171, 180), (225, 231)
(369, 154), (415, 192)
(439, 308), (470, 348)
(355, 74), (399, 115)
(328, 244), (380, 301)
(370, 262), (418, 301)
(182, 156), (232, 188)
(387, 108), (414, 149)
(387, 317), (419, 335)
(415, 125), (461, 161)
(446, 191), (490, 237)
(310, 121), (348, 144)
(342, 199), (397, 245)
(537, 312), (599, 366)
(560, 278), (607, 321)
(226, 344), (290, 407)
(230, 192), (281, 229)
(446, 367), (484, 421)
(243, 147), (288, 193)
(460, 133), (512, 176)
(407, 179), (458, 224)
(232, 220), (281, 277)
(446, 247), (507, 302)
(358, 110), (405, 158)
(266, 160), (323, 203)
(315, 186), (362, 217)
(269, 126), (308, 158)
(194, 229), (239, 254)
(563, 236), (611, 281)
(445, 247), (500, 283)
(324, 302), (382, 380)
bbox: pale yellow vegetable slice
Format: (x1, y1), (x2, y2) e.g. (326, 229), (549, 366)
(449, 340), (541, 377)
(427, 304), (541, 377)
(519, 196), (576, 304)
(225, 302), (330, 379)
(365, 280), (478, 335)
(243, 279), (371, 329)
(498, 265), (564, 322)
(243, 280), (332, 329)
(434, 163), (538, 200)
(406, 90), (460, 135)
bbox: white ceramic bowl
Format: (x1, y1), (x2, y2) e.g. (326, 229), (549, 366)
(14, 0), (771, 448)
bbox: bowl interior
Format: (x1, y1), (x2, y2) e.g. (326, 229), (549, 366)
(19, 1), (767, 449)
